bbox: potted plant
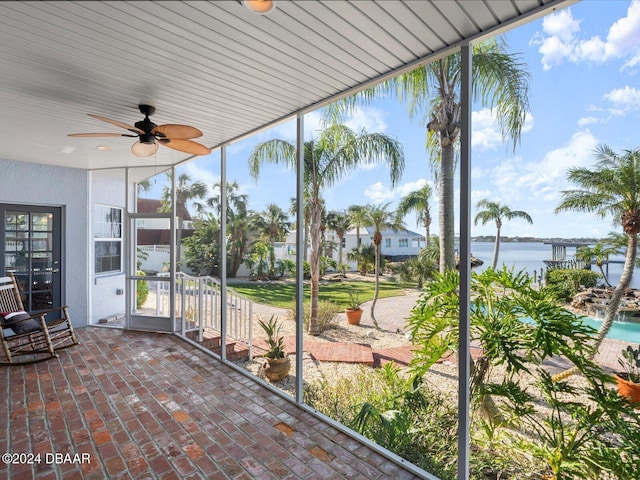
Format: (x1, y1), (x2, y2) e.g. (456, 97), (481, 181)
(258, 315), (291, 382)
(345, 288), (363, 325)
(614, 344), (640, 403)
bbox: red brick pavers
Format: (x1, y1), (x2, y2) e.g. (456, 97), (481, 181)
(0, 327), (423, 480)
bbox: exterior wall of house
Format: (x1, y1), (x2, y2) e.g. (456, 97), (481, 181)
(278, 227), (425, 269)
(90, 169), (127, 324)
(0, 158), (90, 328)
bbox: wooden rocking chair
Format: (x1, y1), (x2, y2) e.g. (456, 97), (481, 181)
(0, 273), (78, 365)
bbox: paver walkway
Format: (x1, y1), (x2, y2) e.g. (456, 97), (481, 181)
(253, 288), (625, 374)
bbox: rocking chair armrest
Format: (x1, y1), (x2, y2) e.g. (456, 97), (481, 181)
(33, 306), (70, 315)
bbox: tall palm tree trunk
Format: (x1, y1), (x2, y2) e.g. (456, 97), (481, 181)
(593, 233), (638, 350)
(425, 221), (430, 250)
(596, 263), (612, 287)
(439, 143), (456, 272)
(308, 202), (323, 335)
(491, 226), (501, 270)
(371, 241), (381, 329)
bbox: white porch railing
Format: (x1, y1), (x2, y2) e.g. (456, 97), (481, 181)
(153, 272), (254, 359)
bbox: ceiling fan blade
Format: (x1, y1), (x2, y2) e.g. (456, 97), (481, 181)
(67, 133), (138, 137)
(152, 124), (203, 139)
(161, 139), (211, 156)
(88, 114), (144, 134)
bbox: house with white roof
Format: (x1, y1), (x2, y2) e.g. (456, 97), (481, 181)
(275, 226), (426, 269)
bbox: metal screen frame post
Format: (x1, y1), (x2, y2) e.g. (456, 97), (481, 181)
(458, 41), (472, 480)
(220, 146), (228, 361)
(295, 113), (304, 403)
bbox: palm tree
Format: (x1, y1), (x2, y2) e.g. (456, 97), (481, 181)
(347, 205), (368, 249)
(254, 203), (292, 275)
(347, 244), (376, 276)
(137, 179), (151, 196)
(160, 172), (208, 267)
(326, 211), (351, 267)
(397, 183), (433, 250)
(207, 180), (248, 218)
(249, 124), (405, 335)
(473, 199), (532, 270)
(363, 202), (404, 329)
(206, 181), (251, 278)
(576, 242), (621, 287)
(555, 145), (640, 351)
(330, 38), (529, 273)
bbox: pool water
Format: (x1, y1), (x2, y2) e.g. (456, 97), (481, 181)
(580, 316), (640, 343)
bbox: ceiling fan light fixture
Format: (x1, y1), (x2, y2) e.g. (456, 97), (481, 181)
(242, 0), (276, 15)
(131, 141), (159, 157)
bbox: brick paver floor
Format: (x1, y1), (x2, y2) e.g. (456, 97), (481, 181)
(0, 327), (424, 480)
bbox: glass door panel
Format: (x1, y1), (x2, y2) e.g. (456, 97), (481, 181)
(1, 205), (62, 317)
(128, 214), (175, 332)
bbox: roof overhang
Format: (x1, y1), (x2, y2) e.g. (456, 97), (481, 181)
(0, 0), (578, 171)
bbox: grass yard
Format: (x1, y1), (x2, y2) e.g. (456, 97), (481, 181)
(229, 279), (408, 309)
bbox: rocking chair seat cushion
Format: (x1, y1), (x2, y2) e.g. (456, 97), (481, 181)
(0, 311), (41, 334)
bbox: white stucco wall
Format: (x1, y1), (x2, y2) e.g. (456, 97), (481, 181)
(90, 169), (127, 324)
(0, 158), (89, 328)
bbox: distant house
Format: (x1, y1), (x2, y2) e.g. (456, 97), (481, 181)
(275, 226), (426, 269)
(135, 198), (197, 273)
(136, 198), (196, 246)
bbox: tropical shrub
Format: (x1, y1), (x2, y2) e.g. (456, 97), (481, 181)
(544, 268), (600, 301)
(287, 299), (339, 333)
(407, 267), (640, 479)
(304, 363), (459, 479)
(135, 270), (149, 309)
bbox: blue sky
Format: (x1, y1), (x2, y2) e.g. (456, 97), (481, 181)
(165, 0), (640, 240)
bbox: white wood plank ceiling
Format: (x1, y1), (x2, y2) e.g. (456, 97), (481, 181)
(0, 0), (576, 170)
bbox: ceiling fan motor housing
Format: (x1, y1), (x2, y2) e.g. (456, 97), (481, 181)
(135, 105), (159, 143)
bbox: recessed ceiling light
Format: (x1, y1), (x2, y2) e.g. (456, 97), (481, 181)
(97, 145), (112, 152)
(242, 0), (276, 15)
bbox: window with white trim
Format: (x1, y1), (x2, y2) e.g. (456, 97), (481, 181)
(399, 238), (409, 248)
(385, 238), (391, 248)
(95, 205), (122, 274)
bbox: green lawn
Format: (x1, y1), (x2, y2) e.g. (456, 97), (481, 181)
(229, 279), (408, 309)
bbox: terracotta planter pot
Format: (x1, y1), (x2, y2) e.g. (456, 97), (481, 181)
(345, 308), (363, 325)
(263, 355), (291, 382)
(614, 373), (640, 404)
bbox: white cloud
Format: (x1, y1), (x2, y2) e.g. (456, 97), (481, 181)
(604, 85), (640, 115)
(532, 2), (640, 71)
(577, 116), (598, 127)
(479, 129), (599, 210)
(472, 109), (534, 151)
(183, 162), (219, 188)
(344, 106), (388, 133)
(362, 178), (433, 205)
(531, 9), (581, 70)
(471, 189), (492, 204)
(472, 109), (503, 151)
(363, 181), (395, 204)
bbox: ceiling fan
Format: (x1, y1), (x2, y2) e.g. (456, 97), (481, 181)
(68, 104), (212, 157)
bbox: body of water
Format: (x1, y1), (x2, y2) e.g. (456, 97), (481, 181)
(470, 241), (640, 342)
(471, 241), (640, 289)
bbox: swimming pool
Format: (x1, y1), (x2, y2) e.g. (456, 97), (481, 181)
(580, 316), (640, 343)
